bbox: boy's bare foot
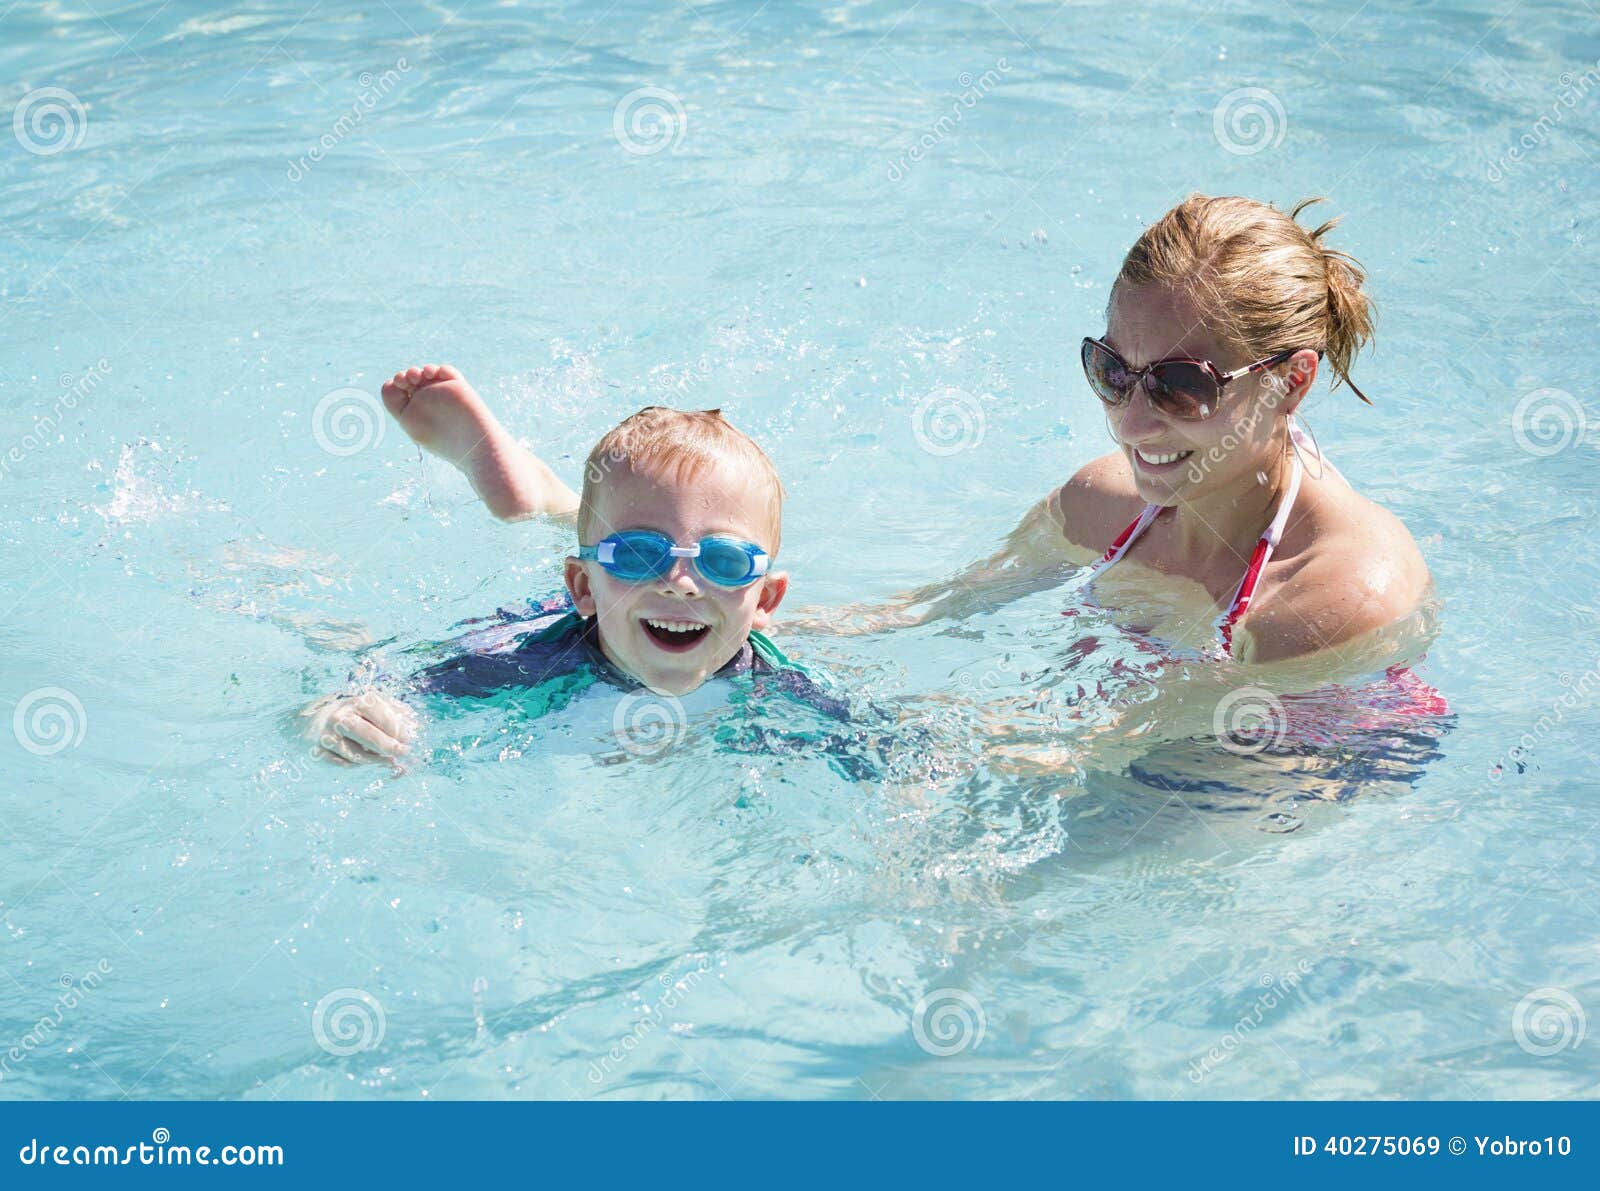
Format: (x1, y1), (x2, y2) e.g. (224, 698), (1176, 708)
(381, 364), (578, 522)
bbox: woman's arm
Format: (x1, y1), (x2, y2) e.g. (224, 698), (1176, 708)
(786, 451), (1140, 638)
(788, 489), (1094, 636)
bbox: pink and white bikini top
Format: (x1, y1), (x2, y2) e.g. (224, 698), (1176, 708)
(1088, 421), (1335, 658)
(1078, 424), (1450, 717)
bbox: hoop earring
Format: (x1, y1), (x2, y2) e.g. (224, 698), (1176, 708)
(1102, 408), (1122, 447)
(1287, 413), (1326, 481)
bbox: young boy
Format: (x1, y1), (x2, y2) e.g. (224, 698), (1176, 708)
(302, 364), (816, 765)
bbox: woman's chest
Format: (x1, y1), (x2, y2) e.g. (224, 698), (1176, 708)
(1081, 566), (1226, 653)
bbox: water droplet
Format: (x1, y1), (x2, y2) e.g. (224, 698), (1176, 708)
(1258, 811), (1302, 833)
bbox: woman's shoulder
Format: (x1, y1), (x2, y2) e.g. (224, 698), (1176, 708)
(1287, 470), (1429, 581)
(1051, 450), (1147, 555)
(1246, 474), (1432, 663)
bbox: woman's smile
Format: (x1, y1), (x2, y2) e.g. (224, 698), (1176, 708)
(1129, 446), (1195, 471)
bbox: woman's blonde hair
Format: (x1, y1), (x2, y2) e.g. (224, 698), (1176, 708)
(579, 406), (785, 551)
(1113, 193), (1376, 404)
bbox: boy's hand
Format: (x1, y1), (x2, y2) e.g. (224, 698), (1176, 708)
(301, 690), (417, 766)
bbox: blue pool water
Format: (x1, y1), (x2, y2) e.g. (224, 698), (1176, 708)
(2, 0), (1598, 1099)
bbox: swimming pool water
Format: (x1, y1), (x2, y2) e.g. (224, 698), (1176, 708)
(1, 0), (1597, 1099)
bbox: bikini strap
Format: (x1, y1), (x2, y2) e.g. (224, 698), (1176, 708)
(1097, 502), (1162, 569)
(1216, 446), (1304, 653)
(1084, 426), (1310, 657)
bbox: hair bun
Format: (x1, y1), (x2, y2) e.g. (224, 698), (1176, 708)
(1293, 198), (1376, 404)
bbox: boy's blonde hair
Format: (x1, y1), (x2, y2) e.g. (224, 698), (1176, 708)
(1114, 193), (1376, 404)
(578, 406), (785, 552)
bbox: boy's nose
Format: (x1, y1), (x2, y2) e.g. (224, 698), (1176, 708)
(656, 556), (702, 596)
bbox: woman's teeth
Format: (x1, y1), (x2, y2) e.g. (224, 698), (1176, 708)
(1135, 447), (1194, 465)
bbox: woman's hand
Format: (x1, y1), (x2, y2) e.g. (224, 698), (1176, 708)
(301, 690), (418, 766)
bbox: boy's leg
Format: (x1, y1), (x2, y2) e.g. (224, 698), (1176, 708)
(381, 364), (579, 522)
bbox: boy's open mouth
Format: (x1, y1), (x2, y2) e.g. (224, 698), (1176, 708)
(641, 617), (711, 652)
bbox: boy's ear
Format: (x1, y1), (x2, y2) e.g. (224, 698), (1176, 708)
(749, 570), (788, 632)
(564, 557), (598, 616)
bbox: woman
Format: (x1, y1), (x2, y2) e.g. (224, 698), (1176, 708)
(828, 193), (1435, 671)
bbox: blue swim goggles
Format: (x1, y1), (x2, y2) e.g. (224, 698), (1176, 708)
(577, 530), (770, 588)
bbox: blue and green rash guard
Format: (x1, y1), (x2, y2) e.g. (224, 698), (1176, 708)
(405, 594), (849, 721)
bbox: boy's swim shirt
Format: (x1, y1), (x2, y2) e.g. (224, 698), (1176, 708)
(408, 594), (847, 719)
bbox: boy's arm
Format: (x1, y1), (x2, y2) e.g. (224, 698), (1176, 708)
(295, 654), (531, 766)
(381, 364), (580, 522)
(295, 655), (522, 767)
(298, 612), (596, 765)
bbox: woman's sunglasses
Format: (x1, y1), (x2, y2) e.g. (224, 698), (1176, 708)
(578, 530), (770, 588)
(1081, 337), (1300, 421)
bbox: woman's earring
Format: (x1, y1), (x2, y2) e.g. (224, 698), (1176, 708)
(1287, 413), (1326, 481)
